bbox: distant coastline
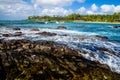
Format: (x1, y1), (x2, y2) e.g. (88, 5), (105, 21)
(25, 20), (120, 25)
(26, 13), (120, 24)
(73, 21), (120, 25)
(0, 20), (120, 25)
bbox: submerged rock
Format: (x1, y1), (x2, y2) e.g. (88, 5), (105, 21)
(94, 35), (108, 40)
(36, 32), (57, 36)
(0, 39), (120, 80)
(112, 26), (120, 28)
(60, 34), (68, 36)
(14, 32), (23, 36)
(2, 32), (23, 37)
(57, 26), (67, 30)
(2, 34), (13, 37)
(31, 28), (39, 31)
(96, 47), (116, 55)
(13, 28), (21, 30)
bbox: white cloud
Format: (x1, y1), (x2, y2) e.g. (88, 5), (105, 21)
(86, 10), (94, 14)
(0, 0), (120, 20)
(91, 4), (98, 11)
(85, 4), (98, 15)
(77, 7), (86, 14)
(0, 0), (22, 3)
(86, 4), (118, 15)
(77, 0), (85, 3)
(100, 4), (120, 13)
(0, 0), (36, 20)
(41, 7), (73, 16)
(31, 0), (85, 8)
(101, 4), (115, 13)
(114, 5), (120, 12)
(0, 0), (74, 19)
(31, 0), (73, 8)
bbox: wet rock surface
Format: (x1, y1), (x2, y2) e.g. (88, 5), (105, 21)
(2, 34), (13, 37)
(36, 32), (57, 36)
(93, 35), (108, 40)
(13, 32), (23, 36)
(13, 28), (21, 30)
(112, 26), (120, 28)
(2, 32), (23, 37)
(31, 28), (39, 31)
(0, 39), (120, 80)
(57, 26), (67, 30)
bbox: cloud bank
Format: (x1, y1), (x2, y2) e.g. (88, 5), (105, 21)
(0, 0), (120, 20)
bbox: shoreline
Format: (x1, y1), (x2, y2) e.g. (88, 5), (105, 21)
(0, 39), (120, 79)
(1, 20), (120, 25)
(73, 21), (120, 25)
(0, 26), (120, 76)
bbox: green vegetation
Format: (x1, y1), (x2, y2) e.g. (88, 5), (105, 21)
(27, 12), (120, 22)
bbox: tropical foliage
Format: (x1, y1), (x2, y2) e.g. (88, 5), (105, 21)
(27, 13), (120, 22)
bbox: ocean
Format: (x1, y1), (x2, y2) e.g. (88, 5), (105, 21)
(0, 20), (120, 74)
(0, 20), (120, 42)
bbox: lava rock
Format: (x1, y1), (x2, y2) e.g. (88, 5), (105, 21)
(60, 34), (68, 36)
(0, 56), (6, 80)
(13, 28), (21, 30)
(31, 28), (39, 31)
(96, 47), (115, 55)
(14, 32), (23, 36)
(36, 32), (57, 36)
(112, 26), (120, 28)
(57, 26), (67, 30)
(94, 35), (108, 40)
(2, 34), (13, 37)
(0, 39), (120, 80)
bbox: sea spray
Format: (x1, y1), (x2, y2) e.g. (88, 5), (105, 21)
(0, 27), (120, 74)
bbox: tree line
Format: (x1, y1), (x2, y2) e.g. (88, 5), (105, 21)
(27, 12), (120, 22)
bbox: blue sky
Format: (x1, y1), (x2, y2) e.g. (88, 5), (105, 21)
(0, 0), (120, 20)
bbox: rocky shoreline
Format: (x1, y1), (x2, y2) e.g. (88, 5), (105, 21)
(0, 39), (120, 80)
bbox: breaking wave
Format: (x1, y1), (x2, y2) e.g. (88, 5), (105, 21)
(0, 27), (120, 74)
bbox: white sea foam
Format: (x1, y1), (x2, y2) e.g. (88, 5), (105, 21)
(0, 27), (120, 74)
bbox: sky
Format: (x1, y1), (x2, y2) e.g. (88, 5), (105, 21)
(0, 0), (120, 20)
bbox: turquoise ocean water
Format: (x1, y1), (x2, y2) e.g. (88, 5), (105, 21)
(0, 20), (120, 42)
(0, 20), (120, 74)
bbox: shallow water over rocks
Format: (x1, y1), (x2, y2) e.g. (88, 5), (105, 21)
(0, 27), (120, 74)
(0, 24), (120, 80)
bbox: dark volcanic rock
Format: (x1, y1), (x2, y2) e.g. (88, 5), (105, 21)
(14, 32), (23, 36)
(2, 32), (23, 37)
(96, 47), (116, 55)
(94, 35), (108, 40)
(60, 34), (68, 36)
(36, 32), (57, 36)
(112, 26), (120, 28)
(0, 39), (120, 80)
(0, 56), (6, 80)
(2, 34), (13, 37)
(57, 26), (67, 30)
(13, 28), (21, 30)
(31, 28), (39, 31)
